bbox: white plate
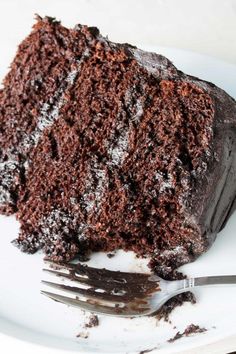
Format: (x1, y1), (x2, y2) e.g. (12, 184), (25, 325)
(0, 47), (236, 354)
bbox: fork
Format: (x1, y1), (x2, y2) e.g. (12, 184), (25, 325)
(41, 260), (236, 317)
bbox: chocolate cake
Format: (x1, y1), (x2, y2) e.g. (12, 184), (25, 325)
(1, 16), (236, 278)
(167, 324), (207, 343)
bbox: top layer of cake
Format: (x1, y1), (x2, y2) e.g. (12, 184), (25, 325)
(1, 16), (236, 277)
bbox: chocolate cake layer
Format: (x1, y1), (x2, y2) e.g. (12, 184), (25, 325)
(1, 16), (236, 277)
(0, 16), (93, 214)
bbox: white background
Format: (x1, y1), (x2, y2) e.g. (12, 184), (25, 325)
(0, 1), (236, 353)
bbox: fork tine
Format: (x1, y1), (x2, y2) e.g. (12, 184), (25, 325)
(42, 268), (127, 292)
(42, 268), (158, 295)
(40, 290), (150, 317)
(44, 260), (151, 283)
(41, 280), (150, 302)
(42, 268), (96, 286)
(74, 263), (150, 282)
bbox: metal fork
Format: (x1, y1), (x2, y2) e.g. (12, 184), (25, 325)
(41, 260), (236, 317)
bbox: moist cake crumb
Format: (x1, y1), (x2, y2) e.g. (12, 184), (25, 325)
(168, 324), (207, 343)
(84, 314), (99, 328)
(107, 252), (116, 258)
(76, 331), (89, 339)
(155, 292), (196, 322)
(139, 347), (159, 354)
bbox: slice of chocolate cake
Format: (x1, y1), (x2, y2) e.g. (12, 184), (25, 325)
(1, 16), (236, 277)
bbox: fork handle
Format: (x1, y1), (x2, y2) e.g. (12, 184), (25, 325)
(184, 275), (236, 288)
